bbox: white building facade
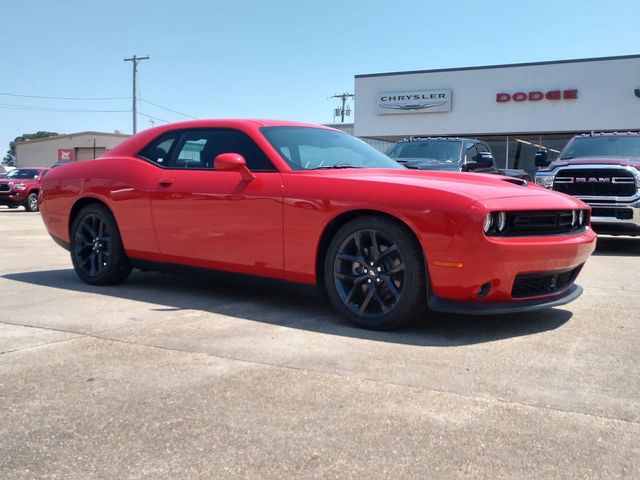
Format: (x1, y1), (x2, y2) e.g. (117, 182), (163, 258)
(354, 54), (640, 172)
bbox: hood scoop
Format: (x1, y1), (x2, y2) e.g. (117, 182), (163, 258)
(501, 177), (528, 187)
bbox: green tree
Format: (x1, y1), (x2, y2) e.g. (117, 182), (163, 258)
(2, 131), (59, 166)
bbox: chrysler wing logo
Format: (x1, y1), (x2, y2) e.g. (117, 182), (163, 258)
(379, 100), (448, 111)
(376, 89), (452, 115)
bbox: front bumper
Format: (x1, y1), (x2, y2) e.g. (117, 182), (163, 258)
(0, 192), (25, 205)
(584, 198), (640, 236)
(429, 284), (583, 315)
(426, 227), (596, 306)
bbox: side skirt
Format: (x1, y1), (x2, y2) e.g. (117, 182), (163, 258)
(129, 258), (321, 298)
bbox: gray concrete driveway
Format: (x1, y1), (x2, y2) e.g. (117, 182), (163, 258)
(1, 209), (639, 479)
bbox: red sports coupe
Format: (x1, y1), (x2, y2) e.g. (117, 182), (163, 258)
(40, 120), (596, 329)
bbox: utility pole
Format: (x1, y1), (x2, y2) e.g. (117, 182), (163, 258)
(124, 54), (150, 134)
(330, 93), (355, 123)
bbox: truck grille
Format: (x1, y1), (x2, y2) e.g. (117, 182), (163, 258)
(0, 184), (10, 192)
(512, 265), (582, 298)
(553, 168), (636, 196)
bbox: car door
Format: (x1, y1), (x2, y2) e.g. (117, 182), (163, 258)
(148, 128), (284, 279)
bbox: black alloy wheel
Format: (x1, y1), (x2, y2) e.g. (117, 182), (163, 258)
(324, 215), (426, 329)
(70, 204), (131, 285)
(26, 192), (39, 212)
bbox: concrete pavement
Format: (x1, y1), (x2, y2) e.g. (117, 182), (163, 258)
(1, 209), (639, 479)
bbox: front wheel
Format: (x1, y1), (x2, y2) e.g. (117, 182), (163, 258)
(324, 216), (426, 329)
(70, 204), (132, 285)
(25, 192), (39, 212)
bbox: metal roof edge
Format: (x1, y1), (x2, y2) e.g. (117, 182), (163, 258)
(355, 53), (640, 79)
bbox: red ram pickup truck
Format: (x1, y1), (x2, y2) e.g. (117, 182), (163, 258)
(0, 167), (49, 212)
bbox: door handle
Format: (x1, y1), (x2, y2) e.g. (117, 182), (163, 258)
(158, 178), (174, 187)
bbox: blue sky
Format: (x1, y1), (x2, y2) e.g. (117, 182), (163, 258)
(1, 0), (638, 159)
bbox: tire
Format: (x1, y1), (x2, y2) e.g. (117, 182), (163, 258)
(70, 204), (132, 285)
(324, 215), (426, 329)
(26, 192), (39, 212)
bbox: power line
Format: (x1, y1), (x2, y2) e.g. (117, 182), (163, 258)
(0, 103), (130, 113)
(138, 111), (171, 124)
(140, 98), (197, 119)
(0, 91), (130, 100)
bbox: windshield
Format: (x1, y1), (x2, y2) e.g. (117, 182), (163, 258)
(5, 169), (39, 179)
(260, 127), (403, 171)
(386, 140), (462, 163)
(561, 136), (640, 159)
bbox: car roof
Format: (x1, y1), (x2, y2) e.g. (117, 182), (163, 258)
(106, 119), (337, 157)
(572, 131), (640, 139)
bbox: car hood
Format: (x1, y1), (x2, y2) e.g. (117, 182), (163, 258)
(544, 157), (640, 170)
(300, 168), (574, 203)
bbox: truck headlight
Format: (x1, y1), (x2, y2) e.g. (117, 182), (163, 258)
(13, 183), (27, 190)
(534, 174), (554, 189)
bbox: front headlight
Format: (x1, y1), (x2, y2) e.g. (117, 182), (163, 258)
(12, 183), (27, 190)
(534, 174), (554, 189)
(483, 211), (508, 234)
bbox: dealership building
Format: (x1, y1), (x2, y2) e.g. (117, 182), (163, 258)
(354, 54), (640, 173)
(15, 131), (130, 168)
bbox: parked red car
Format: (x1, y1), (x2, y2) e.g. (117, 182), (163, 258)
(0, 167), (48, 212)
(40, 120), (596, 329)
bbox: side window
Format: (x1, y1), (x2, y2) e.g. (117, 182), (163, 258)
(172, 129), (276, 171)
(175, 137), (207, 168)
(477, 143), (490, 153)
(138, 132), (180, 166)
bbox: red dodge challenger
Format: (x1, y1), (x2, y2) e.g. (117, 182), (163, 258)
(39, 120), (596, 329)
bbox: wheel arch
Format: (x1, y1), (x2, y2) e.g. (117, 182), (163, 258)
(315, 209), (427, 295)
(68, 196), (114, 236)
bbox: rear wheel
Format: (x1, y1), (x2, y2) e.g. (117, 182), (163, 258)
(70, 204), (131, 285)
(324, 216), (426, 329)
(26, 193), (39, 212)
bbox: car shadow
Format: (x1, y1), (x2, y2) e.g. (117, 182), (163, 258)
(2, 268), (572, 347)
(592, 235), (640, 257)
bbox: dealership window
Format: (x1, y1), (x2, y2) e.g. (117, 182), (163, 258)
(479, 134), (573, 174)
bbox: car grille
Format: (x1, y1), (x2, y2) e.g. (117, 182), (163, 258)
(591, 207), (634, 220)
(512, 265), (583, 298)
(491, 210), (587, 236)
(553, 168), (637, 196)
(0, 184), (10, 192)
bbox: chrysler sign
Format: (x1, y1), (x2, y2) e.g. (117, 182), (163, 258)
(376, 89), (452, 114)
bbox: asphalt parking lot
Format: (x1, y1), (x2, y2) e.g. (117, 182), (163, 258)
(0, 209), (639, 479)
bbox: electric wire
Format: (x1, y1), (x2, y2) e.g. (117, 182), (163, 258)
(0, 92), (130, 100)
(140, 98), (198, 119)
(138, 111), (171, 124)
(0, 103), (130, 113)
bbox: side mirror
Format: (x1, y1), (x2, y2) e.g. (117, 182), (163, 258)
(214, 153), (255, 182)
(464, 153), (493, 171)
(477, 152), (494, 166)
(534, 150), (550, 167)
